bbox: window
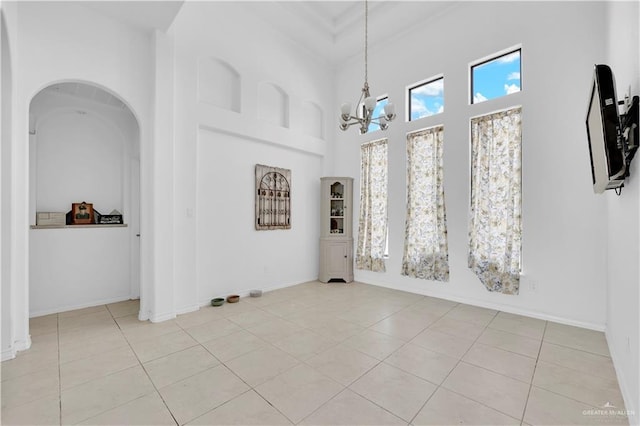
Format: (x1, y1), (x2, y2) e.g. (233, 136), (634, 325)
(469, 107), (522, 294)
(366, 97), (388, 133)
(408, 77), (444, 121)
(356, 139), (388, 272)
(471, 49), (521, 104)
(401, 126), (449, 281)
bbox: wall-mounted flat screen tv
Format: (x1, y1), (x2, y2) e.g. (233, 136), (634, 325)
(586, 64), (625, 194)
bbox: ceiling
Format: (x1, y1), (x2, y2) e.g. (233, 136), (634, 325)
(76, 1), (456, 65)
(83, 1), (185, 32)
(247, 1), (457, 63)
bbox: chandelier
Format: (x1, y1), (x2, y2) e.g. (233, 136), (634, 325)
(339, 0), (396, 134)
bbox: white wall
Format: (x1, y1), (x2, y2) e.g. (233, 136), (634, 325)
(334, 2), (609, 329)
(34, 110), (125, 214)
(170, 2), (333, 311)
(3, 1), (154, 357)
(30, 227), (131, 316)
(196, 129), (323, 301)
(605, 1), (640, 421)
(1, 4), (17, 360)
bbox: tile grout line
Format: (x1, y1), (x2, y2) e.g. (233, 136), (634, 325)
(406, 309), (502, 425)
(117, 306), (182, 426)
(215, 297), (406, 425)
(519, 320), (548, 425)
(70, 303), (180, 425)
(325, 301), (455, 425)
(176, 302), (313, 425)
(236, 304), (352, 425)
(323, 298), (485, 424)
(295, 300), (427, 426)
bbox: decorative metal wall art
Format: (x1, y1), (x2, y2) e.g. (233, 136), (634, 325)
(255, 164), (291, 230)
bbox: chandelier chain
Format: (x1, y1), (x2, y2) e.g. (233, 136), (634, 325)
(364, 0), (368, 87)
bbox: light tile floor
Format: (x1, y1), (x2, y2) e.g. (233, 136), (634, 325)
(1, 281), (630, 425)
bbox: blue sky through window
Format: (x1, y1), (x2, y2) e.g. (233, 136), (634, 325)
(409, 77), (444, 121)
(368, 97), (388, 132)
(472, 50), (521, 104)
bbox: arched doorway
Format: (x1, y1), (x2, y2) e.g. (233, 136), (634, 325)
(28, 81), (141, 316)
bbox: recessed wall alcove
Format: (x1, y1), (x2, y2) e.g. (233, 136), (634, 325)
(198, 57), (241, 113)
(258, 81), (290, 128)
(300, 100), (324, 139)
(28, 81), (141, 316)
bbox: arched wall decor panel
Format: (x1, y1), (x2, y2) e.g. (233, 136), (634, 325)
(198, 57), (241, 113)
(255, 164), (291, 230)
(300, 100), (324, 139)
(257, 82), (289, 128)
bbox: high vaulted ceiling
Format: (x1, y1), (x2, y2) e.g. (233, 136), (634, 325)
(247, 1), (457, 64)
(78, 1), (457, 65)
(83, 1), (185, 32)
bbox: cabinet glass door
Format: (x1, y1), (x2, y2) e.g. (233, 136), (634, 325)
(330, 182), (344, 234)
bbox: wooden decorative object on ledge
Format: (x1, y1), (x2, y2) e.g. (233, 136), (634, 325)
(71, 202), (94, 225)
(255, 164), (291, 230)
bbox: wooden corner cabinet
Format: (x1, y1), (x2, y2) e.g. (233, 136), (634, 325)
(319, 177), (354, 283)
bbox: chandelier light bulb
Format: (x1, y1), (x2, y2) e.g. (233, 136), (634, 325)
(341, 103), (352, 117)
(379, 115), (388, 130)
(364, 96), (376, 112)
(384, 102), (396, 120)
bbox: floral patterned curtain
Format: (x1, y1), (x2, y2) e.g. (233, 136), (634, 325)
(356, 138), (388, 272)
(401, 126), (450, 282)
(469, 107), (522, 295)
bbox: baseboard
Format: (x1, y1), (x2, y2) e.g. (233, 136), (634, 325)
(138, 310), (150, 321)
(197, 277), (318, 308)
(176, 304), (200, 316)
(358, 278), (606, 331)
(193, 276), (605, 331)
(30, 295), (134, 318)
(149, 311), (176, 323)
(1, 332), (34, 362)
(606, 331), (639, 426)
(1, 347), (16, 362)
(14, 334), (31, 350)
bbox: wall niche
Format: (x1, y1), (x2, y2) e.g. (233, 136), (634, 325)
(258, 81), (290, 129)
(198, 57), (241, 113)
(300, 100), (324, 139)
(28, 81), (140, 316)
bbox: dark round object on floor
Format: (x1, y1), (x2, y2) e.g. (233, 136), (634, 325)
(211, 298), (225, 307)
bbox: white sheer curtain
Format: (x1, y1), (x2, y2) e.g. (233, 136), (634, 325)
(356, 138), (388, 272)
(469, 107), (522, 294)
(401, 126), (450, 281)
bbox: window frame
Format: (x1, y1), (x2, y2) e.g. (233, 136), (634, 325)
(469, 46), (522, 105)
(407, 74), (445, 122)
